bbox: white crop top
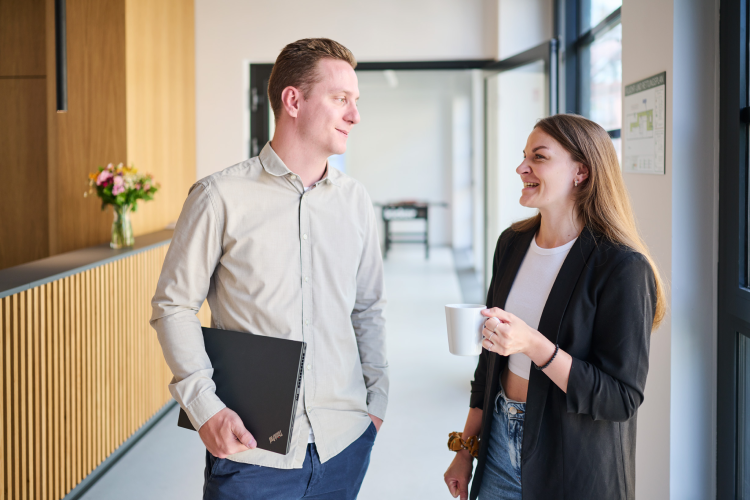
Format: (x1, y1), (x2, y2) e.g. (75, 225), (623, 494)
(505, 235), (577, 380)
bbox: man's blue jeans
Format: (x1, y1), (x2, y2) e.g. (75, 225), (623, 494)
(477, 383), (525, 500)
(203, 422), (377, 500)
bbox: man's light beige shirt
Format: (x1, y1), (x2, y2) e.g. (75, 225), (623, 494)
(150, 143), (388, 469)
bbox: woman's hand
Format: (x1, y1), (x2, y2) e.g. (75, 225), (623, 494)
(444, 450), (474, 500)
(482, 308), (573, 392)
(481, 307), (538, 356)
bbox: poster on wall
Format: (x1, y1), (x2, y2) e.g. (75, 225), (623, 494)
(623, 72), (666, 175)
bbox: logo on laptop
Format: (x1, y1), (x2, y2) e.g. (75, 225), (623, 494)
(269, 430), (283, 444)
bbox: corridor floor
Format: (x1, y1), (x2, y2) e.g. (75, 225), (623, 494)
(80, 246), (479, 499)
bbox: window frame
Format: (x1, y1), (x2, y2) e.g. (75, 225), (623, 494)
(562, 0), (622, 139)
(718, 0), (750, 497)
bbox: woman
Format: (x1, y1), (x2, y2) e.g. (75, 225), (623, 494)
(443, 114), (665, 500)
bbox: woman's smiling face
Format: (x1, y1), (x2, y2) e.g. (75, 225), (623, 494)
(516, 128), (587, 213)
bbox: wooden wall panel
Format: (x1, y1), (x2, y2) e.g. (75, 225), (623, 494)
(125, 0), (196, 236)
(2, 0), (196, 268)
(51, 0), (127, 255)
(0, 0), (46, 76)
(0, 243), (185, 499)
(0, 79), (49, 270)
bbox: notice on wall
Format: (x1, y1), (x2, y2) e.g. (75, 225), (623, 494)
(623, 72), (666, 175)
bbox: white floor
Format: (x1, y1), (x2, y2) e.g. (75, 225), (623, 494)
(80, 246), (478, 499)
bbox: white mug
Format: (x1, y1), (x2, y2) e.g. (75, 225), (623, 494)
(445, 304), (486, 356)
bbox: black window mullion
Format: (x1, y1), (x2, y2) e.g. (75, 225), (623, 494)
(718, 0), (750, 497)
(565, 1), (621, 117)
(564, 0), (580, 113)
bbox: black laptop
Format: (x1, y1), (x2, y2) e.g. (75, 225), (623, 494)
(177, 327), (306, 455)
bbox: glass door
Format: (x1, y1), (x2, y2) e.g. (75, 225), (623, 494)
(483, 41), (559, 285)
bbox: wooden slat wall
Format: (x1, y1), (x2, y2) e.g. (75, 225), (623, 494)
(0, 243), (210, 499)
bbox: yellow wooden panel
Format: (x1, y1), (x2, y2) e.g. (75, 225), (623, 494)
(95, 266), (102, 468)
(51, 0), (127, 255)
(85, 270), (92, 476)
(73, 273), (80, 487)
(125, 0), (196, 237)
(0, 78), (49, 271)
(64, 277), (71, 494)
(42, 284), (49, 500)
(0, 296), (5, 500)
(20, 292), (27, 500)
(54, 279), (61, 500)
(34, 287), (41, 500)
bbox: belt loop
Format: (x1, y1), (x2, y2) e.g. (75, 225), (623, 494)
(493, 390), (504, 414)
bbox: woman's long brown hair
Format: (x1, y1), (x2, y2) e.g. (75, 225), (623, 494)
(511, 114), (666, 330)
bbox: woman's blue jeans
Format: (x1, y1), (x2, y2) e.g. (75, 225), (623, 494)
(477, 383), (526, 500)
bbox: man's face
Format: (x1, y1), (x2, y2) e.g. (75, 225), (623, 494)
(296, 58), (360, 157)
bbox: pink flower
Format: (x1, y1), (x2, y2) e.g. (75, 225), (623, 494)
(112, 175), (125, 195)
(107, 163), (115, 171)
(144, 183), (151, 191)
(135, 183), (142, 190)
(96, 170), (113, 186)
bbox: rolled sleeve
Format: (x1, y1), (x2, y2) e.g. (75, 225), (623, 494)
(565, 253), (656, 422)
(150, 182), (225, 430)
(352, 198), (389, 420)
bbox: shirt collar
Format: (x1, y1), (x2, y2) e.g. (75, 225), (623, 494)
(259, 142), (341, 186)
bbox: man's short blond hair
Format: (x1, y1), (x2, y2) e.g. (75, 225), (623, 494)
(268, 38), (357, 120)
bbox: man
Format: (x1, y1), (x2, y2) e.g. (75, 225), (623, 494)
(150, 38), (388, 500)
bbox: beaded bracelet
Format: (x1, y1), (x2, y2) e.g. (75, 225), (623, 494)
(533, 343), (559, 371)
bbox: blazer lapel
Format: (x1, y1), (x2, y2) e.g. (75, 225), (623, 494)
(522, 227), (598, 459)
(480, 228), (536, 451)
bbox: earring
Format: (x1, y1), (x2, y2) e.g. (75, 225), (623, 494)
(574, 179), (579, 187)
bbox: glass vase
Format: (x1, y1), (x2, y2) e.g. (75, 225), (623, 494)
(111, 205), (134, 249)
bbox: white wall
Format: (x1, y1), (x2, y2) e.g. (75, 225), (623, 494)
(622, 0), (720, 498)
(195, 0), (499, 179)
(498, 0), (553, 59)
(345, 70), (473, 247)
(621, 1), (673, 498)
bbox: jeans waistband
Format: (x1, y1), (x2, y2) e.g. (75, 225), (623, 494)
(495, 380), (526, 420)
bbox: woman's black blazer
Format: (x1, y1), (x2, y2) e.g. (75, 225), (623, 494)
(469, 224), (656, 500)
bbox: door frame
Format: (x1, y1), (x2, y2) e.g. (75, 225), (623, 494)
(248, 59), (494, 152)
(482, 40), (559, 115)
(718, 0), (750, 497)
(481, 40), (560, 288)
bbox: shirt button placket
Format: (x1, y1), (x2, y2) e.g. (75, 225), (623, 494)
(300, 191), (313, 424)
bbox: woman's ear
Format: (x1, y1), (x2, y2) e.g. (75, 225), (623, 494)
(577, 163), (590, 182)
(280, 86), (301, 119)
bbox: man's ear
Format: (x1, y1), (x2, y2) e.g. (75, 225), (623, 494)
(280, 86), (301, 119)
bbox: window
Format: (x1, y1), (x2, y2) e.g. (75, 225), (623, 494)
(564, 0), (622, 160)
(718, 0), (750, 497)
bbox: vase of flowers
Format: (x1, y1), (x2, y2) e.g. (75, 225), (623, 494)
(86, 163), (159, 249)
